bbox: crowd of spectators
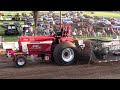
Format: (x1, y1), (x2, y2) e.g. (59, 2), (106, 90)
(1, 11), (120, 38)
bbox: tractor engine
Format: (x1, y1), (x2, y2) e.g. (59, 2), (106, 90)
(6, 35), (55, 62)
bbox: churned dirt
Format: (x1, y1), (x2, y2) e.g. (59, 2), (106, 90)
(0, 55), (120, 79)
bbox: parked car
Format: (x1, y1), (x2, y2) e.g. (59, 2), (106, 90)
(6, 16), (12, 20)
(29, 15), (34, 21)
(112, 24), (120, 30)
(98, 19), (111, 25)
(0, 16), (3, 20)
(24, 20), (33, 26)
(110, 18), (120, 25)
(22, 16), (27, 21)
(8, 13), (12, 16)
(12, 15), (20, 21)
(0, 13), (4, 16)
(45, 18), (54, 23)
(4, 25), (19, 35)
(13, 21), (20, 27)
(62, 18), (73, 24)
(3, 21), (9, 28)
(38, 18), (43, 22)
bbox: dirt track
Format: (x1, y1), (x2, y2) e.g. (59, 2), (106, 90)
(1, 56), (120, 79)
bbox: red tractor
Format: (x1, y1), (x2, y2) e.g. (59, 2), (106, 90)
(6, 24), (84, 67)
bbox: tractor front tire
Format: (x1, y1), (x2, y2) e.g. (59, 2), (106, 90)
(14, 55), (27, 68)
(53, 41), (78, 66)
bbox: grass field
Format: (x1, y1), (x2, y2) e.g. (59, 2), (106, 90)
(0, 11), (31, 15)
(82, 11), (120, 17)
(0, 11), (120, 42)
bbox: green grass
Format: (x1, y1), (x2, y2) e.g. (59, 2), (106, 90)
(82, 11), (120, 17)
(1, 35), (119, 42)
(0, 11), (31, 15)
(0, 21), (24, 25)
(0, 27), (17, 42)
(76, 36), (113, 40)
(3, 35), (18, 42)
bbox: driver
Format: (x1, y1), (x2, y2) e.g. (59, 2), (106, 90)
(54, 24), (70, 37)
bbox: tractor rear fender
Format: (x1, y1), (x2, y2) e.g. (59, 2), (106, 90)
(73, 40), (85, 49)
(58, 37), (74, 43)
(73, 40), (94, 63)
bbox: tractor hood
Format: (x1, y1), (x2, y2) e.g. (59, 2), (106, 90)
(18, 36), (54, 42)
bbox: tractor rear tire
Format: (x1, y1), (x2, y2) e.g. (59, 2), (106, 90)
(14, 55), (27, 68)
(53, 41), (78, 66)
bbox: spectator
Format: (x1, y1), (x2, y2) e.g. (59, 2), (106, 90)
(77, 29), (82, 37)
(13, 21), (20, 26)
(45, 28), (50, 35)
(101, 27), (107, 36)
(22, 27), (26, 36)
(91, 30), (96, 37)
(29, 25), (33, 36)
(106, 26), (114, 36)
(115, 28), (120, 35)
(110, 26), (116, 35)
(49, 27), (55, 35)
(72, 28), (77, 38)
(97, 32), (102, 37)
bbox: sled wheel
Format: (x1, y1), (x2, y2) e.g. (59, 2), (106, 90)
(14, 55), (27, 68)
(53, 41), (78, 66)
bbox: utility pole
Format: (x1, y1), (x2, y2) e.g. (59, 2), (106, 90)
(60, 11), (62, 28)
(33, 11), (39, 36)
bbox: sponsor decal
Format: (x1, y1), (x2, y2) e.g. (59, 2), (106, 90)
(31, 45), (42, 49)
